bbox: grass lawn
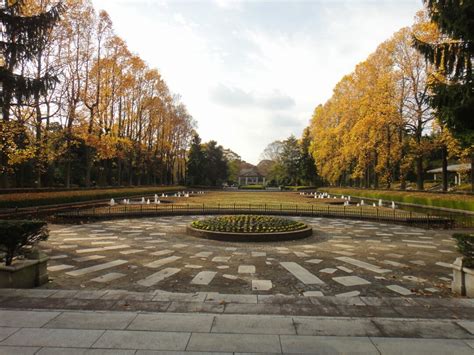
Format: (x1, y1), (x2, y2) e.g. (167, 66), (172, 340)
(0, 186), (185, 209)
(320, 187), (474, 212)
(86, 191), (430, 220)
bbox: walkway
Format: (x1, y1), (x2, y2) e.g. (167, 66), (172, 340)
(1, 288), (474, 354)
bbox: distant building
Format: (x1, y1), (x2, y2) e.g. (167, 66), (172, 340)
(427, 163), (471, 185)
(238, 166), (266, 186)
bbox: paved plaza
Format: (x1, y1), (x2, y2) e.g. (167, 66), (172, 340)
(1, 216), (473, 354)
(43, 216), (457, 297)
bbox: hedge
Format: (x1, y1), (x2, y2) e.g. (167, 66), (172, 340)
(320, 188), (474, 212)
(0, 186), (185, 209)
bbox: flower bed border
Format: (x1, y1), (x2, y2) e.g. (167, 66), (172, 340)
(186, 225), (313, 242)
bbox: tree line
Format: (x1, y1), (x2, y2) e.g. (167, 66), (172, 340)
(307, 6), (473, 192)
(1, 0), (195, 189)
(260, 131), (319, 187)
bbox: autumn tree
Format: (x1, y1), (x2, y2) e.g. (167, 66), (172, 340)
(0, 0), (63, 187)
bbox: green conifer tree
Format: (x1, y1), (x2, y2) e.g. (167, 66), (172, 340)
(0, 0), (63, 186)
(413, 0), (474, 191)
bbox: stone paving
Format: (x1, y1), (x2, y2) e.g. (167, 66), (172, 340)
(42, 216), (459, 297)
(0, 307), (473, 354)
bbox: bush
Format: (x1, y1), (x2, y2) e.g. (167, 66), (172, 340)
(320, 187), (474, 212)
(239, 185), (265, 190)
(0, 220), (48, 266)
(0, 186), (185, 208)
(453, 233), (474, 268)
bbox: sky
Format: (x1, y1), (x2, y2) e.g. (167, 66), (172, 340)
(91, 0), (423, 164)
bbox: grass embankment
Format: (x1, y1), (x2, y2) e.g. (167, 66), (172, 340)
(0, 186), (185, 209)
(320, 187), (474, 212)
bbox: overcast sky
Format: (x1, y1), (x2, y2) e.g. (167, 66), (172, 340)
(91, 0), (423, 164)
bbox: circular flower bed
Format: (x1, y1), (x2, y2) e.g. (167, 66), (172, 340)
(187, 215), (312, 242)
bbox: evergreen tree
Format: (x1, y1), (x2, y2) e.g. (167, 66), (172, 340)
(280, 135), (301, 186)
(202, 140), (228, 186)
(0, 0), (63, 186)
(413, 0), (474, 191)
(299, 128), (319, 186)
(186, 132), (205, 185)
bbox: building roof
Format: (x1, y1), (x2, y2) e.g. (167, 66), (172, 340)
(427, 163), (471, 174)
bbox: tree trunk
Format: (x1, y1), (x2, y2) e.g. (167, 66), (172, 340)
(471, 151), (474, 193)
(65, 159), (71, 188)
(416, 156), (424, 190)
(441, 145), (448, 192)
(85, 147), (92, 187)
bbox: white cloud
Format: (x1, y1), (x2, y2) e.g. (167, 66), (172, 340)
(91, 0), (422, 164)
(214, 0), (244, 10)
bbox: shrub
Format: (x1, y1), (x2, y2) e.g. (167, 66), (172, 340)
(0, 186), (185, 208)
(0, 220), (48, 266)
(239, 185), (265, 190)
(453, 233), (474, 268)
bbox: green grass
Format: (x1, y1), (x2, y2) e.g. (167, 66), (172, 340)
(0, 186), (185, 209)
(320, 187), (474, 212)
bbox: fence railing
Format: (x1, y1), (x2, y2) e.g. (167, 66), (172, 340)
(55, 203), (463, 229)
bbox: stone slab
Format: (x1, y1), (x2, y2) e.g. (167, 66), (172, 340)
(0, 346), (39, 355)
(145, 256), (181, 269)
(66, 260), (128, 277)
(386, 285), (413, 296)
(457, 321), (474, 335)
(333, 276), (371, 287)
(372, 338), (473, 355)
(1, 328), (104, 348)
(238, 265), (256, 274)
(191, 271), (217, 285)
(48, 264), (75, 272)
(280, 335), (378, 354)
(128, 313), (214, 332)
(73, 255), (106, 262)
(211, 314), (295, 335)
(251, 280), (272, 291)
(0, 310), (60, 327)
(92, 330), (190, 351)
(186, 333), (281, 353)
(76, 245), (130, 253)
(294, 317), (381, 336)
(335, 257), (391, 274)
(280, 262), (325, 285)
(90, 273), (126, 283)
(137, 268), (181, 287)
(44, 311), (136, 330)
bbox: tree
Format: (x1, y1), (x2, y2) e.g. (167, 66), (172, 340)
(393, 25), (435, 190)
(299, 128), (318, 186)
(279, 135), (301, 186)
(186, 132), (205, 185)
(223, 149), (241, 184)
(0, 0), (63, 187)
(202, 140), (228, 186)
(413, 0), (474, 191)
(260, 140), (283, 161)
